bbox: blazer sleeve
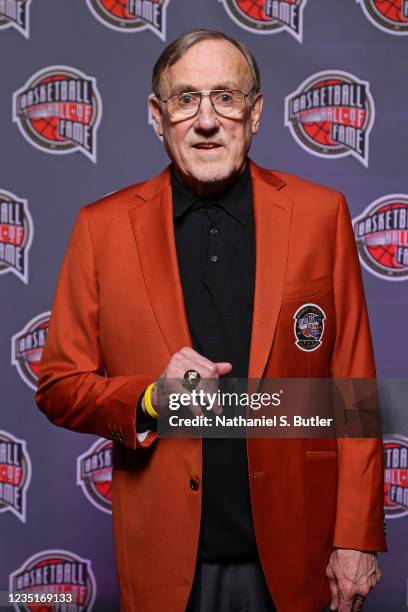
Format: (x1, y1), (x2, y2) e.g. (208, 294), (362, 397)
(330, 194), (386, 552)
(35, 207), (158, 450)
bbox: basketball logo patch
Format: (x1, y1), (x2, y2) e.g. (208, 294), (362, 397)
(294, 303), (325, 351)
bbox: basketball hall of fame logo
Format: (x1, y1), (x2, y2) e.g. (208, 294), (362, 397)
(357, 0), (408, 35)
(9, 550), (97, 611)
(293, 303), (325, 352)
(77, 438), (112, 514)
(285, 70), (375, 167)
(0, 0), (31, 38)
(0, 430), (31, 523)
(219, 0), (308, 41)
(353, 195), (408, 281)
(86, 0), (170, 40)
(11, 312), (51, 390)
(384, 436), (408, 519)
(13, 66), (102, 163)
(0, 190), (33, 284)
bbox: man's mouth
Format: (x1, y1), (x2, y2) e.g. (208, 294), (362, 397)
(192, 143), (222, 149)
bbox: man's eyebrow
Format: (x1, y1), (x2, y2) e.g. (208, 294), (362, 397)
(168, 83), (240, 96)
(167, 84), (195, 96)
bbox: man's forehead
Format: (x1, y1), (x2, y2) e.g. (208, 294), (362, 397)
(160, 39), (251, 94)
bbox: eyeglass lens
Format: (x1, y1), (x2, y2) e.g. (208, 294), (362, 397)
(167, 90), (246, 118)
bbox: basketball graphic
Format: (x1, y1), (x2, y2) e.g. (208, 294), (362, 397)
(219, 0), (308, 41)
(0, 0), (31, 38)
(353, 195), (408, 281)
(9, 550), (97, 611)
(86, 0), (170, 39)
(77, 438), (113, 514)
(13, 66), (102, 163)
(237, 0), (272, 22)
(11, 312), (51, 390)
(356, 0), (408, 34)
(0, 430), (31, 523)
(0, 190), (33, 284)
(285, 70), (375, 166)
(383, 437), (408, 518)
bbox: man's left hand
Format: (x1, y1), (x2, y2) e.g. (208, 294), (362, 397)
(326, 549), (381, 611)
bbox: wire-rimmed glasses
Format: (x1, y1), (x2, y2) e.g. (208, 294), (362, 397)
(158, 89), (253, 120)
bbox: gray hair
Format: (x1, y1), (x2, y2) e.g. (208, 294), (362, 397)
(152, 28), (261, 98)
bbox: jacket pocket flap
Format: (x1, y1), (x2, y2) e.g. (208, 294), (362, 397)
(283, 273), (333, 301)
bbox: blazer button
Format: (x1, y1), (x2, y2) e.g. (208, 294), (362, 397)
(190, 477), (200, 491)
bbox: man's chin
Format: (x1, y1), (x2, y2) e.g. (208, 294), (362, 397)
(186, 163), (239, 186)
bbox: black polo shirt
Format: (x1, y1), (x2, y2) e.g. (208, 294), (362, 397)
(137, 161), (258, 561)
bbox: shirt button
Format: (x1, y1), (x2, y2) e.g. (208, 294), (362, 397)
(190, 477), (200, 491)
(210, 227), (218, 235)
(210, 255), (218, 262)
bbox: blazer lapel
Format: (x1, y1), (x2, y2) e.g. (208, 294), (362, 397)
(128, 162), (292, 376)
(129, 171), (192, 356)
(248, 161), (293, 379)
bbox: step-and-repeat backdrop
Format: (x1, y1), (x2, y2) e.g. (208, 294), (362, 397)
(1, 1), (407, 610)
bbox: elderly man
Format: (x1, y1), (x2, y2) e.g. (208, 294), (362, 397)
(36, 29), (386, 612)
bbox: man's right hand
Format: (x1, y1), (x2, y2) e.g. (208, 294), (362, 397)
(142, 347), (232, 418)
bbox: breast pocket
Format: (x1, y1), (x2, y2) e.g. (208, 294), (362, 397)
(270, 273), (335, 377)
(283, 273), (333, 302)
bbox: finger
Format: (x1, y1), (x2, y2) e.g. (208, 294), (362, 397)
(189, 403), (205, 417)
(199, 376), (222, 415)
(183, 362), (220, 414)
(337, 592), (353, 612)
(170, 350), (214, 376)
(207, 394), (222, 416)
(179, 346), (203, 359)
(328, 578), (339, 610)
(216, 362), (233, 376)
(174, 358), (215, 378)
(368, 572), (377, 589)
(186, 361), (218, 382)
(178, 349), (219, 374)
(338, 600), (353, 612)
(351, 596), (365, 612)
(188, 381), (217, 417)
(183, 350), (231, 376)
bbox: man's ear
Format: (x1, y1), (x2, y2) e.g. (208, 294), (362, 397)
(250, 93), (263, 135)
(149, 95), (164, 137)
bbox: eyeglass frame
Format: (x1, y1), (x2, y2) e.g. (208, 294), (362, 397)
(157, 87), (257, 120)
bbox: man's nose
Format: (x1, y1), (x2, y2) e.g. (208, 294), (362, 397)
(193, 95), (219, 131)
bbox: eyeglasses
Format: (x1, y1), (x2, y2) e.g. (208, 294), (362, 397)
(158, 89), (253, 120)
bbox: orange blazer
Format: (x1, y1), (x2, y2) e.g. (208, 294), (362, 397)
(36, 160), (386, 612)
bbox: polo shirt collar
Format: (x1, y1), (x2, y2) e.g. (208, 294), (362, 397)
(171, 161), (252, 225)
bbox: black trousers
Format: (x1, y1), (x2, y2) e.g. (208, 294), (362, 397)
(185, 559), (277, 612)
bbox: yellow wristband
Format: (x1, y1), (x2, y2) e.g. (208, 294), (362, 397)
(144, 383), (159, 419)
